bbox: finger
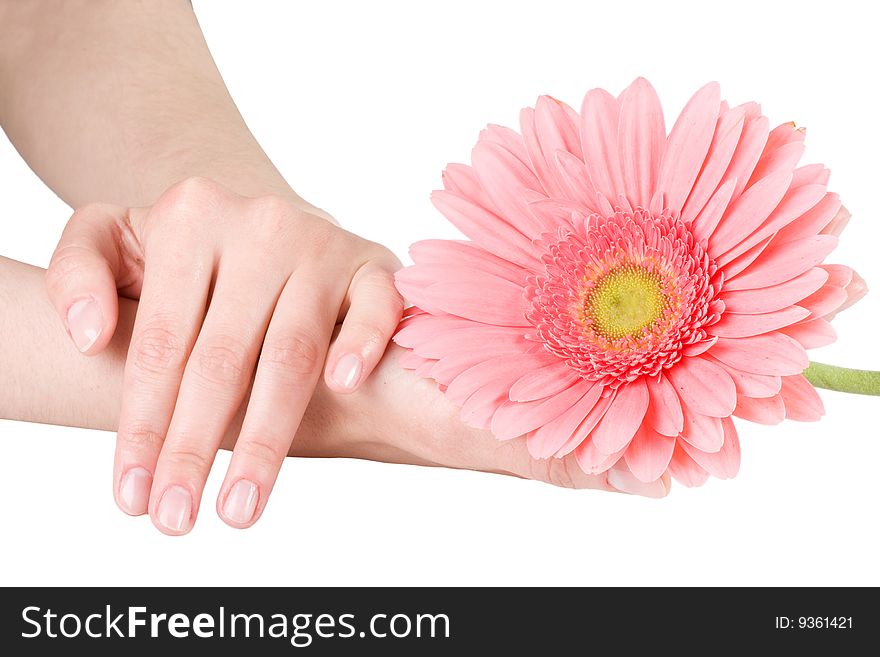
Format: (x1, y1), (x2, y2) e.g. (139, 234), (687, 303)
(324, 258), (404, 393)
(46, 203), (137, 354)
(148, 264), (289, 535)
(218, 271), (341, 528)
(114, 245), (213, 517)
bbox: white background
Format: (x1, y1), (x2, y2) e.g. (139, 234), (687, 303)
(1, 0), (878, 586)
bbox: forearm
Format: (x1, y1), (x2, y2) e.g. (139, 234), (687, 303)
(0, 255), (433, 465)
(0, 0), (297, 208)
(0, 256), (638, 493)
(0, 256), (346, 456)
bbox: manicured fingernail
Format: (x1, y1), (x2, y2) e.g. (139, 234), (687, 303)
(67, 298), (103, 352)
(156, 486), (192, 534)
(118, 467), (152, 516)
(331, 353), (363, 390)
(222, 479), (259, 525)
(607, 469), (668, 498)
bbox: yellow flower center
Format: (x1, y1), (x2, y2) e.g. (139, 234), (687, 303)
(585, 265), (667, 340)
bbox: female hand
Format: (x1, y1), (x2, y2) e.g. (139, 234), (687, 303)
(45, 177), (404, 534)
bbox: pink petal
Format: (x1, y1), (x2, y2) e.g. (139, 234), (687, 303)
(446, 352), (558, 406)
(409, 239), (530, 286)
(624, 423), (675, 483)
(394, 313), (477, 347)
(711, 306), (810, 338)
(554, 150), (601, 212)
(424, 274), (530, 327)
(526, 382), (604, 459)
(618, 77), (665, 209)
(479, 124), (531, 165)
(679, 403), (725, 453)
(459, 385), (509, 430)
(668, 440), (710, 487)
(645, 373), (684, 436)
(762, 121), (804, 154)
(442, 163), (495, 210)
(431, 190), (540, 269)
(820, 205), (852, 237)
(791, 163), (830, 188)
(429, 342), (533, 387)
(509, 359), (581, 402)
(521, 106), (562, 198)
(780, 374), (825, 421)
(707, 356), (781, 398)
(681, 335), (718, 357)
(746, 141), (805, 188)
(709, 170), (792, 258)
(590, 378), (649, 454)
(716, 183), (827, 266)
(657, 82), (721, 213)
(580, 88), (625, 201)
(720, 268), (828, 314)
(821, 264), (854, 288)
(679, 416), (741, 479)
(666, 357), (737, 417)
(690, 178), (737, 244)
(574, 437), (623, 475)
(471, 141), (545, 237)
(723, 112), (770, 199)
(399, 349), (432, 371)
(773, 193), (841, 244)
(491, 381), (590, 440)
(529, 97), (582, 196)
(800, 285), (847, 318)
(779, 319), (837, 349)
(733, 394), (785, 424)
(829, 269), (868, 318)
(411, 325), (531, 360)
(527, 198), (581, 234)
(724, 235), (838, 291)
(556, 392), (615, 457)
(709, 333), (809, 376)
(717, 236), (772, 280)
(681, 106), (745, 221)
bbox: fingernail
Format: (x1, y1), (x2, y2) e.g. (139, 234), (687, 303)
(118, 467), (152, 516)
(67, 298), (103, 352)
(222, 479), (259, 525)
(156, 486), (192, 534)
(331, 353), (363, 390)
(607, 469), (668, 499)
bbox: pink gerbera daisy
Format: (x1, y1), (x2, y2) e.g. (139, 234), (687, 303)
(394, 78), (866, 487)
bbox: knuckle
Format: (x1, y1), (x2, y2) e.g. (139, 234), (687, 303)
(245, 197), (298, 249)
(345, 321), (387, 352)
(263, 333), (321, 377)
(152, 177), (225, 224)
(300, 217), (343, 254)
(46, 246), (90, 291)
(167, 176), (220, 203)
(118, 425), (165, 453)
(250, 194), (294, 222)
(194, 335), (251, 387)
(163, 445), (214, 474)
(237, 436), (288, 467)
(132, 323), (187, 376)
(527, 454), (578, 489)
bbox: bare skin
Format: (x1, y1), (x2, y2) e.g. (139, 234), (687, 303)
(0, 1), (406, 532)
(0, 2), (666, 535)
(0, 255), (669, 531)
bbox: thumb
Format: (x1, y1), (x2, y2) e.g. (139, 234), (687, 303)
(46, 202), (138, 355)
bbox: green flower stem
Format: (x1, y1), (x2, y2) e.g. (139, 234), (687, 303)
(804, 362), (880, 396)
